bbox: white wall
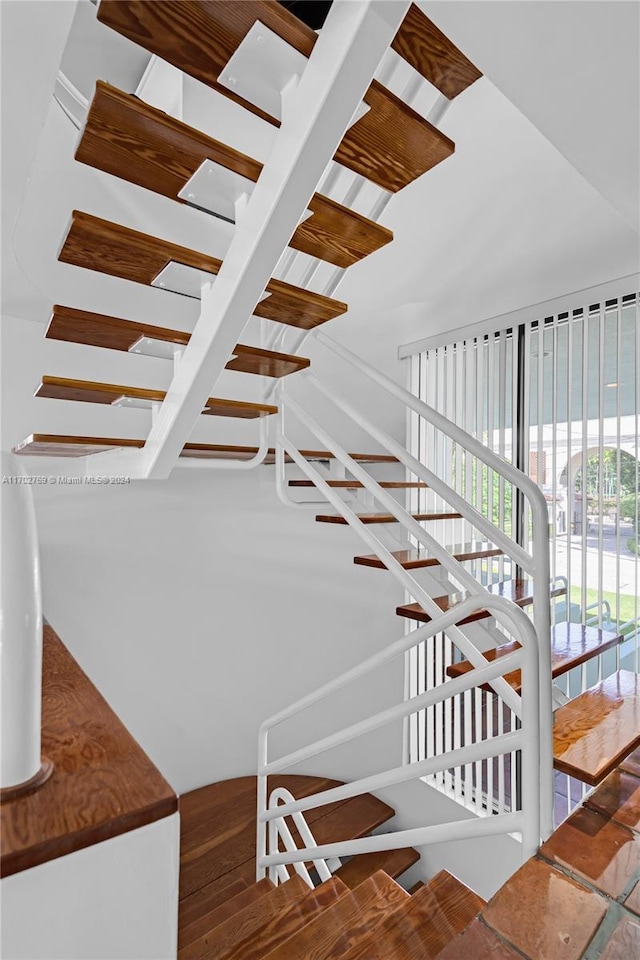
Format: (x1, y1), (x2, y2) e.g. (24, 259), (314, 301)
(423, 0), (640, 234)
(1, 814), (180, 960)
(2, 313), (406, 794)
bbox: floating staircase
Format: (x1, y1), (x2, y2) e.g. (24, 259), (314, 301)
(76, 81), (394, 268)
(96, 0), (457, 192)
(11, 3), (640, 956)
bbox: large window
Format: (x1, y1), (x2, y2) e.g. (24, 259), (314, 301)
(407, 287), (639, 822)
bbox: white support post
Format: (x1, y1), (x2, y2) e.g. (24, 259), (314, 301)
(86, 0), (410, 480)
(0, 452), (47, 792)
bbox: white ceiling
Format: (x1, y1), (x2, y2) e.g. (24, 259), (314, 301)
(421, 0), (640, 235)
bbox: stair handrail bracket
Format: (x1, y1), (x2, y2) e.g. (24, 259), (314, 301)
(83, 0), (412, 480)
(257, 595), (541, 884)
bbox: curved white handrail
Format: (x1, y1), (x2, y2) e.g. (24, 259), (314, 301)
(267, 787), (332, 886)
(271, 334), (554, 838)
(299, 331), (553, 835)
(172, 417), (271, 471)
(257, 594), (542, 880)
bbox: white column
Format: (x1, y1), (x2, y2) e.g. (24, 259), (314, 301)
(0, 451), (43, 788)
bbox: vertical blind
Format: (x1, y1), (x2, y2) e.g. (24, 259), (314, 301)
(408, 290), (639, 823)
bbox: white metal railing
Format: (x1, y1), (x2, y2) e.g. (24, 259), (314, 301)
(252, 324), (557, 881)
(257, 594), (541, 883)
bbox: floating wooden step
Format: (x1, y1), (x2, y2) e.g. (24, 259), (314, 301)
(339, 869), (485, 960)
(59, 211), (347, 330)
(354, 541), (502, 570)
(259, 870), (409, 960)
(12, 435), (397, 465)
(316, 511), (462, 525)
(179, 878), (273, 954)
(97, 1), (455, 192)
(46, 306), (310, 378)
(34, 376), (277, 419)
(397, 578), (565, 625)
(553, 670), (640, 786)
(446, 622), (624, 693)
(334, 847), (420, 889)
(290, 480), (426, 489)
(391, 5), (482, 99)
(180, 873), (310, 960)
(77, 82), (393, 269)
(13, 434), (146, 458)
(223, 877), (348, 960)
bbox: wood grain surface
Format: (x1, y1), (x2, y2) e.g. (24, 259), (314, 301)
(354, 541), (502, 569)
(0, 626), (177, 878)
(339, 870), (485, 960)
(553, 670), (640, 785)
(260, 871), (408, 960)
(396, 579), (541, 625)
(59, 211), (348, 329)
(180, 874), (309, 960)
(97, 1), (456, 191)
(335, 79), (455, 192)
(77, 83), (393, 268)
(13, 435), (399, 463)
(223, 877), (349, 960)
(35, 375), (278, 418)
(315, 511), (462, 525)
(46, 305), (310, 377)
(447, 621), (623, 693)
(391, 4), (482, 99)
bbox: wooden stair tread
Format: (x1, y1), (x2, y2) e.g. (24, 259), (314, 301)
(59, 211), (347, 330)
(180, 775), (344, 898)
(289, 480), (427, 489)
(178, 775), (396, 901)
(35, 376), (277, 419)
(224, 876), (348, 960)
(391, 5), (482, 99)
(261, 870), (408, 960)
(334, 847), (420, 889)
(179, 873), (309, 960)
(13, 435), (398, 464)
(316, 511), (462, 525)
(77, 82), (393, 269)
(446, 621), (624, 693)
(46, 305), (310, 378)
(553, 670), (640, 785)
(0, 626), (177, 879)
(355, 541), (502, 570)
(339, 869), (486, 960)
(97, 1), (455, 192)
(179, 877), (273, 951)
(397, 579), (564, 625)
(178, 876), (250, 932)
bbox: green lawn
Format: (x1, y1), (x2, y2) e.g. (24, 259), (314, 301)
(569, 586), (639, 626)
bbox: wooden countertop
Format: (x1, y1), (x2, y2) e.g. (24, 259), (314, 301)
(1, 625), (177, 877)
